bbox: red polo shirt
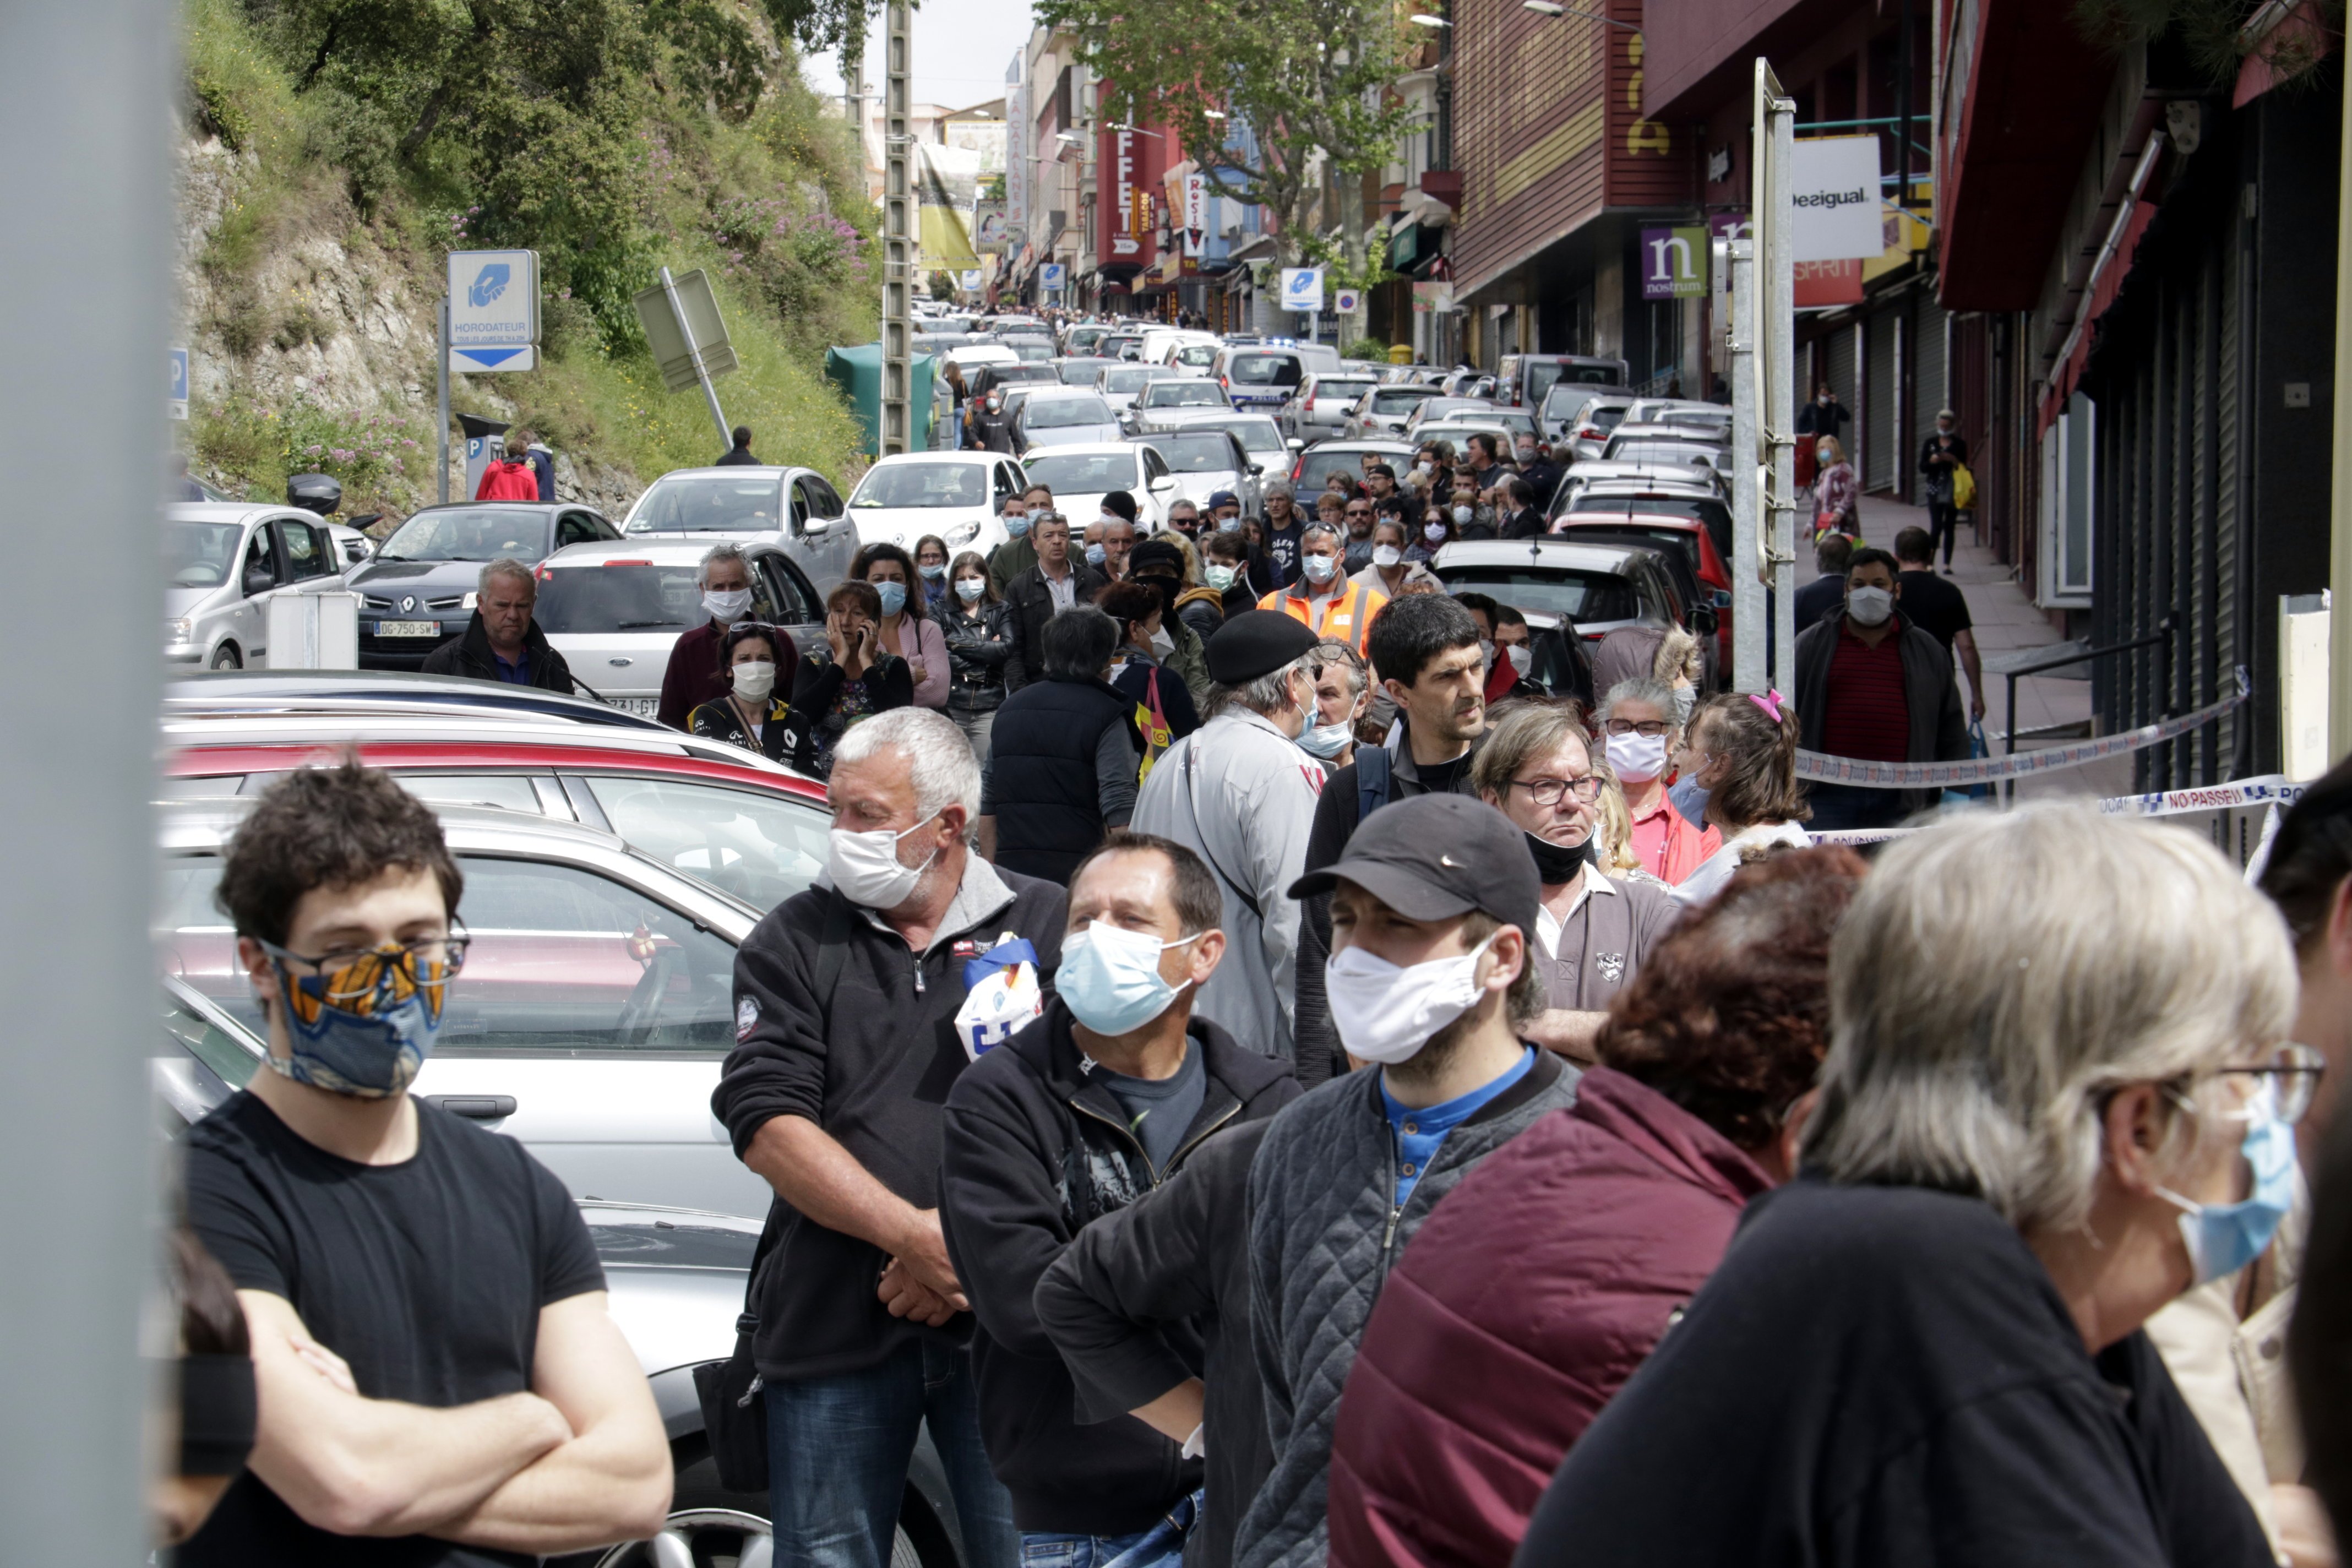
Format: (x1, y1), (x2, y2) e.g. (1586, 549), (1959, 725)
(1819, 622), (1909, 763)
(1627, 794), (1721, 884)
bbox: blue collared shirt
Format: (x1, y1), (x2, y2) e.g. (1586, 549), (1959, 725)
(493, 649), (532, 685)
(1380, 1047), (1537, 1205)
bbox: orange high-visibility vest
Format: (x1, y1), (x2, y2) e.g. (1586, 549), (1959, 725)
(1257, 579), (1388, 657)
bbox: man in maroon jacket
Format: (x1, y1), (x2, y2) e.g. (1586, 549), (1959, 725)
(657, 543), (786, 731)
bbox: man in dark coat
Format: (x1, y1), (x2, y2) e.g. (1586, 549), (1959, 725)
(657, 542), (775, 729)
(419, 558), (577, 693)
(979, 607), (1141, 884)
(714, 424), (760, 466)
(1002, 512), (1110, 692)
(1791, 546), (1969, 829)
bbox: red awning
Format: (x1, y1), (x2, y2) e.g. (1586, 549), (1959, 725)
(2236, 0), (2342, 107)
(2038, 198), (2160, 435)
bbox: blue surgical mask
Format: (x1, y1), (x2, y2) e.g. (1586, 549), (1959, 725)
(876, 580), (908, 617)
(2158, 1106), (2299, 1284)
(1217, 516), (1243, 533)
(1086, 542), (1108, 565)
(259, 941), (453, 1099)
(1298, 720), (1353, 759)
(1058, 919), (1202, 1037)
(1005, 513), (1032, 537)
(919, 561), (947, 581)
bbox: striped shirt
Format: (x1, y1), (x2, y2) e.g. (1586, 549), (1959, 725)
(1819, 624), (1909, 763)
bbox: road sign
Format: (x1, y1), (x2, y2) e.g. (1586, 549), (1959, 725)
(446, 249), (539, 371)
(1333, 287), (1362, 315)
(1280, 266), (1325, 313)
(167, 346), (188, 421)
(631, 268), (739, 395)
(1041, 263), (1067, 289)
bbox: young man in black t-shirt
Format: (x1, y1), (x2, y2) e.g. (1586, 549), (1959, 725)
(1893, 525), (1986, 722)
(182, 763), (670, 1566)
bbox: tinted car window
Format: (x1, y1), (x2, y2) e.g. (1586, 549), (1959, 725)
(849, 464), (990, 508)
(1371, 386), (1438, 413)
(1025, 394), (1117, 429)
(396, 772), (546, 814)
(1294, 448), (1398, 491)
(167, 521), (244, 589)
(1099, 367), (1161, 394)
(1603, 439), (1722, 469)
(757, 556), (820, 624)
(279, 520), (327, 580)
(1227, 353), (1302, 386)
(1194, 417), (1284, 453)
(1143, 382), (1228, 408)
(1058, 358), (1115, 384)
(536, 564), (703, 633)
(627, 476), (782, 534)
(1148, 433), (1245, 473)
(387, 508), (553, 561)
(1570, 494), (1734, 558)
(584, 776), (829, 911)
(1524, 363), (1566, 407)
(1432, 565), (1640, 623)
(1024, 451), (1137, 493)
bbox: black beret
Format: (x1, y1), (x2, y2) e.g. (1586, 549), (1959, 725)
(1207, 609), (1320, 685)
(1100, 489), (1139, 522)
(1128, 538), (1188, 578)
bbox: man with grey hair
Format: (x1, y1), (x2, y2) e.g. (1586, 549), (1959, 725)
(1132, 611), (1327, 1058)
(658, 541), (772, 730)
(715, 705), (1066, 1568)
(1255, 522), (1387, 659)
(420, 557), (577, 693)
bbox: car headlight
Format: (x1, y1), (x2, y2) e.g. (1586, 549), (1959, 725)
(462, 591), (478, 610)
(164, 618), (193, 644)
(946, 519), (981, 546)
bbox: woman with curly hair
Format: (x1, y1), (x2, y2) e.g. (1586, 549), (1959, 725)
(1326, 846), (1867, 1568)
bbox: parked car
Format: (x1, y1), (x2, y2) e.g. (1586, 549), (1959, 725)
(1289, 438), (1415, 493)
(1439, 368), (1499, 398)
(844, 450), (1029, 554)
(1427, 538), (1698, 652)
(1277, 373), (1381, 444)
(1135, 426), (1262, 515)
(1093, 362), (1174, 416)
(347, 503), (622, 671)
(1553, 512), (1734, 674)
(1600, 427), (1731, 475)
(1124, 377), (1234, 432)
(1061, 323), (1112, 356)
(1551, 462), (1729, 514)
(1342, 382), (1446, 439)
(618, 466), (856, 591)
(1010, 387), (1123, 454)
(1098, 330), (1150, 362)
(1545, 389), (1639, 457)
(162, 669), (674, 731)
(1166, 413), (1289, 486)
(1496, 353), (1629, 410)
(1400, 397), (1501, 438)
(1556, 484), (1735, 554)
(1053, 355), (1117, 385)
(963, 362), (1062, 449)
(162, 503), (350, 670)
(1018, 443), (1182, 532)
(1625, 399), (1735, 439)
(1209, 345), (1307, 413)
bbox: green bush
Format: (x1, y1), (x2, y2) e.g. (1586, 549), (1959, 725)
(1343, 336), (1388, 361)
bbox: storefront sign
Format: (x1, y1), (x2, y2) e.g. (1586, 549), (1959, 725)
(1639, 225), (1709, 300)
(1790, 135), (1886, 263)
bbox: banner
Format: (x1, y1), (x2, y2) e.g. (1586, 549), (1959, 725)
(1639, 225), (1708, 300)
(915, 142), (981, 271)
(1790, 134), (1885, 263)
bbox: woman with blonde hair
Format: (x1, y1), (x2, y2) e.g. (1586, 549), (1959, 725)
(1670, 689), (1809, 907)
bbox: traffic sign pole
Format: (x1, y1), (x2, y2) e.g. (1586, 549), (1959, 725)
(661, 265), (732, 453)
(437, 295), (450, 504)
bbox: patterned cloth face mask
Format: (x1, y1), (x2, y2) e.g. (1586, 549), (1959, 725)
(257, 935), (465, 1098)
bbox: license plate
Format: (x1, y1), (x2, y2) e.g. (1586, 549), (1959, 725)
(614, 697), (661, 717)
(375, 620), (441, 638)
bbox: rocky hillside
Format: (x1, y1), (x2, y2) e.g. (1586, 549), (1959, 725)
(178, 0), (879, 525)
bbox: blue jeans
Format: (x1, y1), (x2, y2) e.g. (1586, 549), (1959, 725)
(1805, 781), (1908, 831)
(1020, 1489), (1201, 1568)
(767, 1337), (1019, 1568)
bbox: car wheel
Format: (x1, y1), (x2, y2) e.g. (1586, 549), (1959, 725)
(210, 645), (241, 670)
(584, 1508), (926, 1568)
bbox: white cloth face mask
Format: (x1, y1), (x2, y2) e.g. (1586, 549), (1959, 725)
(1324, 930), (1500, 1065)
(826, 816), (939, 909)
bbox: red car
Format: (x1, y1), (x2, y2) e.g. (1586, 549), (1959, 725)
(1553, 510), (1735, 672)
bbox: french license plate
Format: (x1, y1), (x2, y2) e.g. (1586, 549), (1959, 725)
(614, 697), (661, 717)
(375, 620), (441, 638)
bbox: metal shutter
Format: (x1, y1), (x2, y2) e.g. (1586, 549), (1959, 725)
(1864, 307), (1898, 491)
(2215, 221), (2242, 773)
(1911, 299), (1948, 497)
(1823, 326), (1856, 462)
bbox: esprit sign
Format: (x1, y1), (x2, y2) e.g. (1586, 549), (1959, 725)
(1789, 135), (1885, 263)
(1101, 127), (1163, 269)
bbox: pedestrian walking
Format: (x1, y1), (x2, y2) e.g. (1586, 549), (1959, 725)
(1293, 595), (1489, 1085)
(1812, 437), (1859, 539)
(1327, 846), (1865, 1568)
(1793, 384), (1851, 492)
(1242, 792), (1582, 1568)
(1521, 803), (2294, 1568)
(941, 832), (1298, 1568)
(1470, 702), (1679, 1060)
(1792, 546), (1969, 830)
(657, 542), (769, 729)
(943, 551), (1014, 763)
(1102, 580), (1201, 745)
(777, 579), (916, 778)
(179, 763), (671, 1564)
(1670, 690), (1811, 908)
(978, 607), (1143, 885)
(1918, 409), (1970, 571)
(915, 534), (953, 616)
(714, 424), (760, 466)
(473, 444), (538, 500)
(1521, 442), (1564, 510)
(420, 557), (578, 694)
(1003, 513), (1110, 693)
(1893, 525), (1988, 723)
(1299, 639), (1370, 769)
(715, 709), (1063, 1568)
(511, 428), (556, 500)
(688, 621), (794, 761)
(1129, 611), (1327, 1059)
(1256, 523), (1388, 658)
(854, 542), (950, 711)
(1792, 533), (1854, 633)
(1597, 676), (1718, 883)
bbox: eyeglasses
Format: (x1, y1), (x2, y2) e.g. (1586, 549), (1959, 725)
(1605, 719), (1672, 738)
(257, 934), (470, 1001)
(1508, 774), (1603, 807)
(2212, 1043), (2328, 1124)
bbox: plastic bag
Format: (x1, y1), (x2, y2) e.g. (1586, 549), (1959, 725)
(954, 935), (1043, 1060)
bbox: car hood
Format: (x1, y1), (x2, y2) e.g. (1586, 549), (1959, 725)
(347, 559), (485, 595)
(604, 1265), (754, 1376)
(164, 584), (232, 618)
(1025, 421), (1122, 448)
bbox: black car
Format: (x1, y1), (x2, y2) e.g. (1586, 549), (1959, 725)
(348, 503), (619, 670)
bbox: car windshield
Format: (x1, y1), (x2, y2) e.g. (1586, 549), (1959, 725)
(1022, 451), (1134, 493)
(849, 463), (990, 508)
(1026, 395), (1115, 429)
(165, 521), (245, 589)
(1099, 367), (1158, 394)
(1227, 353), (1302, 386)
(1571, 494), (1734, 557)
(1173, 345), (1217, 367)
(1654, 409), (1734, 437)
(1197, 417), (1284, 452)
(626, 476), (780, 534)
(1371, 386), (1438, 413)
(1058, 358), (1114, 384)
(1149, 433), (1242, 473)
(381, 507), (548, 562)
(1524, 363), (1569, 406)
(1144, 381), (1228, 407)
(1009, 340), (1055, 362)
(1434, 565), (1640, 623)
(1489, 410), (1537, 437)
(1313, 379), (1376, 405)
(1604, 439), (1720, 469)
(1549, 392), (1629, 429)
(536, 563), (704, 633)
(1294, 448), (1393, 491)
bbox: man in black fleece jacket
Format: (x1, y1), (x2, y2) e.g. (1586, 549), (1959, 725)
(712, 709), (1067, 1568)
(941, 831), (1299, 1566)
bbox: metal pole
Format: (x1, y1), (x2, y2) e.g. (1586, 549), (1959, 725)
(1760, 63), (1799, 688)
(437, 295), (451, 504)
(0, 0), (168, 1553)
(2331, 35), (2352, 762)
(1728, 235), (1766, 693)
(881, 0), (913, 456)
(660, 265), (732, 453)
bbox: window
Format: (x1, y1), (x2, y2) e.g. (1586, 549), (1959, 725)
(1148, 433), (1246, 473)
(395, 773), (548, 815)
(806, 478), (845, 519)
(1430, 565), (1640, 623)
(994, 464), (1019, 498)
(277, 520), (326, 580)
(2041, 391), (2094, 606)
(628, 476), (783, 533)
(386, 508), (554, 562)
(790, 482), (813, 530)
(1025, 452), (1140, 494)
(1224, 354), (1302, 387)
(1025, 394), (1116, 428)
(536, 563), (704, 633)
(758, 558), (820, 625)
(554, 513), (605, 550)
(166, 522), (244, 589)
(241, 531), (275, 591)
(850, 464), (990, 509)
(582, 776), (830, 912)
(1145, 382), (1228, 409)
(1373, 386), (1438, 413)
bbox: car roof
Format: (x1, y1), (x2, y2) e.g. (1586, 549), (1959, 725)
(164, 672), (671, 731)
(1299, 438), (1414, 454)
(1021, 385), (1112, 401)
(1559, 511), (1705, 533)
(1429, 538), (1664, 572)
(398, 500), (575, 515)
(160, 794), (637, 858)
(166, 502), (302, 526)
(1020, 442), (1141, 459)
(861, 450), (999, 469)
(544, 537), (787, 567)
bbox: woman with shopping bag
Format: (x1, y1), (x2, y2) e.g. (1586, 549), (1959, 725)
(1918, 411), (1971, 573)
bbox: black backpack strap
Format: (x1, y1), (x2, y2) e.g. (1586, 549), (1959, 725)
(1357, 745), (1392, 824)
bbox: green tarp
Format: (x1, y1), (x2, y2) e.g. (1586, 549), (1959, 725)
(825, 344), (938, 456)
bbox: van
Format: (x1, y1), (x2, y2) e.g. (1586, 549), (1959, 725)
(1498, 353), (1630, 409)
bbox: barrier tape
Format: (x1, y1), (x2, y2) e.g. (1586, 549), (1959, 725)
(1805, 773), (2302, 851)
(1793, 668), (2250, 790)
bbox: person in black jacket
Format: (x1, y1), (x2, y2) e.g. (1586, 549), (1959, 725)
(418, 558), (578, 694)
(714, 424), (759, 466)
(1918, 409), (1970, 571)
(712, 707), (1067, 1568)
(941, 831), (1299, 1566)
(978, 607), (1142, 884)
(1102, 580), (1201, 743)
(943, 550), (1015, 763)
(687, 620), (793, 761)
(1499, 475), (1547, 539)
(1003, 513), (1110, 692)
(778, 579), (916, 778)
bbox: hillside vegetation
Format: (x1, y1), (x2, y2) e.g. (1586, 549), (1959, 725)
(181, 0), (879, 518)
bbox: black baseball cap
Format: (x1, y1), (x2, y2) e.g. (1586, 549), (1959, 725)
(1288, 792), (1540, 940)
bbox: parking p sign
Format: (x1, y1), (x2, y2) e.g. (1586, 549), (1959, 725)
(1280, 266), (1325, 313)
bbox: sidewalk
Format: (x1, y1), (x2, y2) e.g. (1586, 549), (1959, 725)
(1850, 493), (2131, 802)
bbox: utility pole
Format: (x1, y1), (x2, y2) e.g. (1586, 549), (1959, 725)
(1754, 60), (1798, 689)
(436, 296), (451, 504)
(881, 0), (913, 456)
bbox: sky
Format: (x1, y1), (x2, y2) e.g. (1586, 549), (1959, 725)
(799, 0), (1037, 112)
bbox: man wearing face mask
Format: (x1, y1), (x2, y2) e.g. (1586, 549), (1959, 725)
(1519, 440), (1563, 510)
(658, 542), (769, 731)
(180, 763), (673, 1564)
(1300, 640), (1370, 770)
(1257, 523), (1388, 658)
(1131, 612), (1329, 1059)
(939, 833), (1299, 1568)
(1791, 546), (1969, 831)
(990, 486), (1052, 593)
(1200, 529), (1261, 622)
(716, 708), (1066, 1568)
(1241, 793), (1580, 1568)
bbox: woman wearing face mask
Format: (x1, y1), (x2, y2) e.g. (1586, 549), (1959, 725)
(942, 550), (1014, 763)
(1812, 436), (1860, 541)
(686, 621), (794, 760)
(1599, 676), (1719, 884)
(1470, 703), (1679, 1062)
(1352, 518), (1413, 601)
(780, 579), (916, 778)
(914, 534), (953, 615)
(1407, 504), (1452, 563)
(1669, 690), (1810, 908)
(1448, 480), (1495, 542)
(853, 542), (950, 711)
(1522, 803), (2299, 1568)
(1102, 580), (1201, 744)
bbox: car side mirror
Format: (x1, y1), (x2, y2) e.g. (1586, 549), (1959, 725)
(1712, 587), (1733, 609)
(802, 515), (831, 535)
(1287, 438), (1304, 451)
(1248, 462), (1264, 475)
(1690, 606), (1719, 636)
(242, 567), (275, 598)
(1148, 475), (1177, 493)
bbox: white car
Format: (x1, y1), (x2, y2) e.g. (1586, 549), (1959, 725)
(1344, 382), (1446, 438)
(162, 502), (351, 669)
(1125, 377), (1235, 432)
(844, 450), (1030, 554)
(1135, 427), (1262, 517)
(618, 465), (856, 590)
(1095, 362), (1176, 415)
(1019, 442), (1183, 532)
(1167, 413), (1289, 487)
(1278, 373), (1381, 444)
(1009, 386), (1124, 454)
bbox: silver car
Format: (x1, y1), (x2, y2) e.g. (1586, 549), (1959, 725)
(1278, 373), (1381, 444)
(1135, 427), (1262, 516)
(1343, 383), (1445, 439)
(1094, 362), (1175, 415)
(1546, 389), (1638, 458)
(619, 465), (856, 592)
(1123, 377), (1233, 433)
(163, 502), (351, 669)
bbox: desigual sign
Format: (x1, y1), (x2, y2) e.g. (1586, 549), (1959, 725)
(1789, 135), (1886, 263)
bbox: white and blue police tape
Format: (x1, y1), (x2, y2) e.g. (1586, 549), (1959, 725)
(1794, 667), (2250, 790)
(1806, 773), (2304, 851)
